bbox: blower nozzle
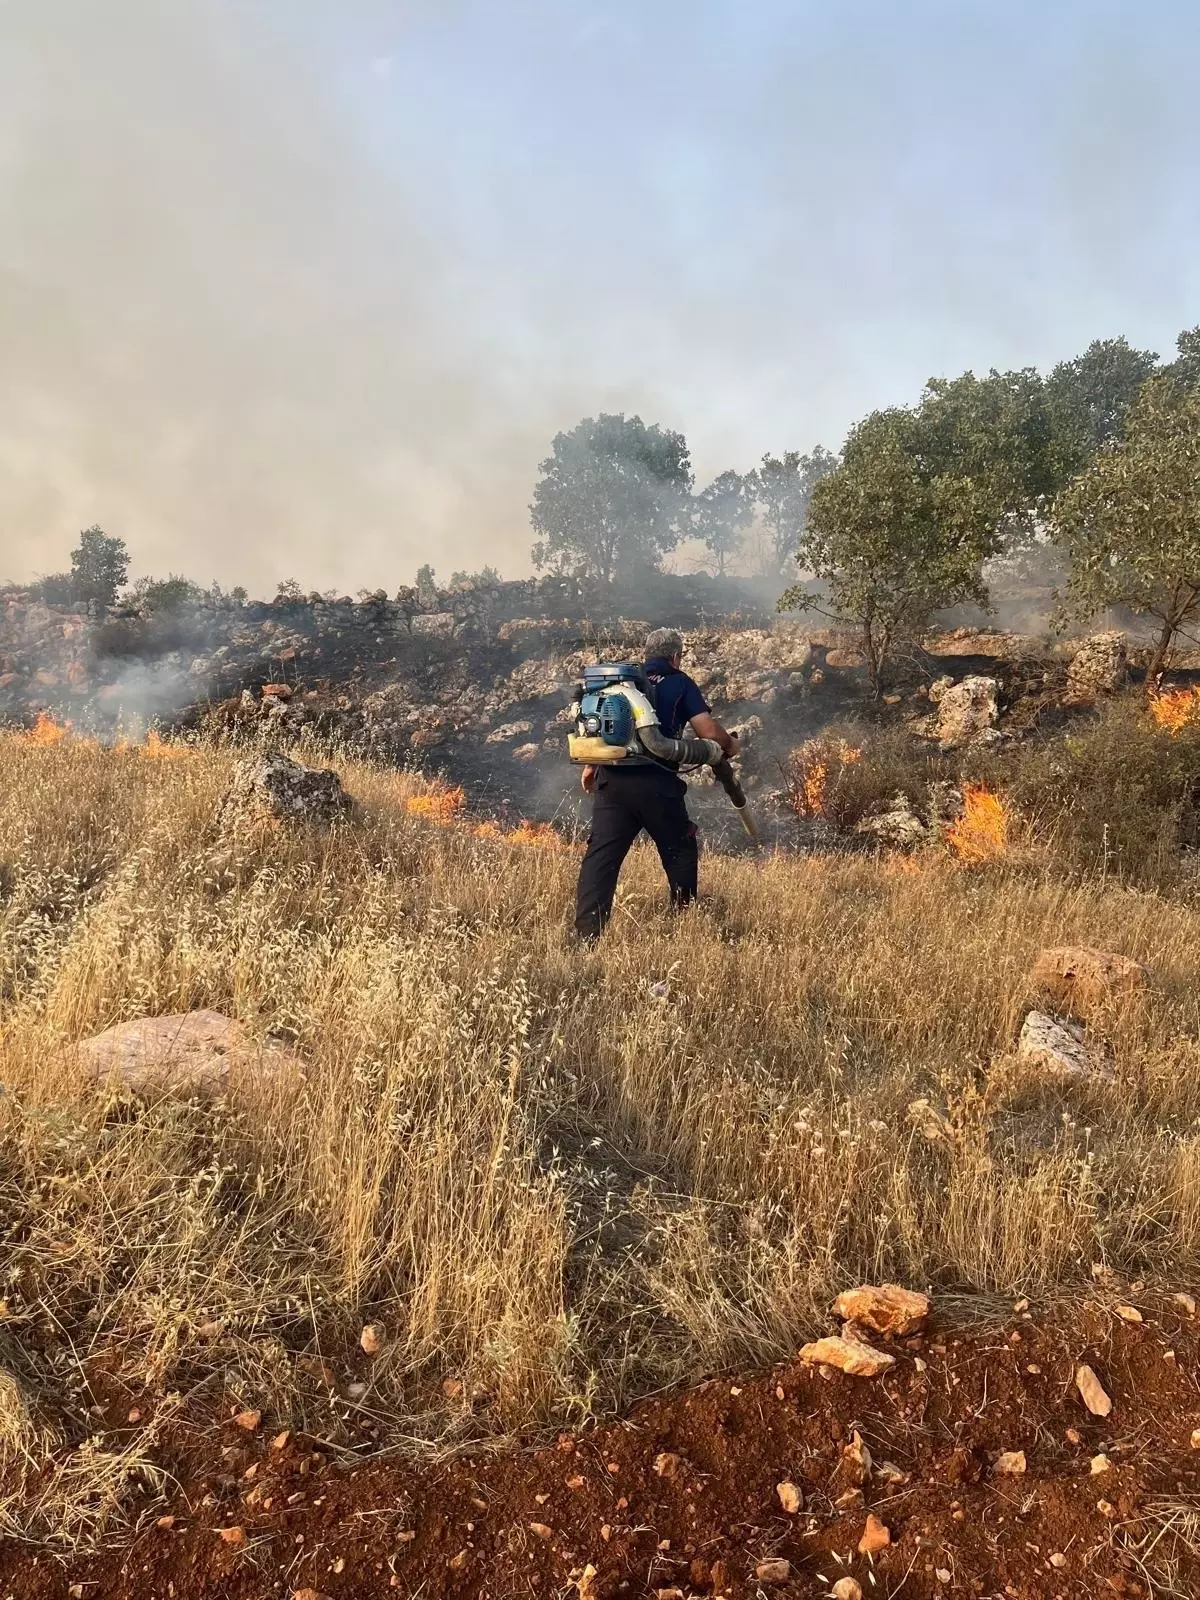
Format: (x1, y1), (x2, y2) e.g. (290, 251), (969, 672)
(711, 756), (760, 844)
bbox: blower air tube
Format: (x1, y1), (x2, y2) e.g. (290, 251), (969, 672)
(636, 727), (724, 766)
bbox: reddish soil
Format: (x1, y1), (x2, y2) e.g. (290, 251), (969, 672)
(3, 1294), (1199, 1600)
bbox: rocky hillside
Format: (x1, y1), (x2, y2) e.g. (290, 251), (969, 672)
(3, 579), (1197, 840)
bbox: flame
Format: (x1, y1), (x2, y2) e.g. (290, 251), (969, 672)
(790, 737), (862, 820)
(404, 785), (466, 825)
(140, 729), (191, 759)
(944, 784), (1010, 864)
(1149, 686), (1200, 733)
(24, 710), (68, 746)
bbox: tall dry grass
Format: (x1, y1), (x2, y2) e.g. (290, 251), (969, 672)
(1, 731), (1199, 1541)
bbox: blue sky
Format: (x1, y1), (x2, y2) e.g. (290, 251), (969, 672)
(3, 0), (1198, 589)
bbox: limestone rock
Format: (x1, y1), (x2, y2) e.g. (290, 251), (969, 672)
(936, 675), (1000, 748)
(832, 1580), (864, 1600)
(78, 1010), (301, 1099)
(1017, 1012), (1110, 1083)
(1076, 1364), (1113, 1417)
(855, 794), (929, 851)
(360, 1323), (385, 1356)
(512, 742), (542, 762)
(992, 1450), (1027, 1475)
(858, 1514), (891, 1555)
(1030, 946), (1147, 1012)
(1067, 632), (1128, 700)
(776, 1480), (803, 1514)
(217, 751), (351, 828)
(754, 1560), (791, 1584)
(799, 1336), (895, 1377)
(833, 1284), (931, 1336)
(485, 720), (532, 743)
(841, 1432), (873, 1487)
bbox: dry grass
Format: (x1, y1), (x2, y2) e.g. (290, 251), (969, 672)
(2, 731), (1200, 1543)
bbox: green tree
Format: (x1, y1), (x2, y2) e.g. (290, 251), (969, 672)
(1164, 325), (1200, 390)
(415, 563), (439, 607)
(1054, 376), (1200, 691)
(780, 379), (1045, 696)
(693, 469), (754, 576)
(132, 573), (204, 614)
(755, 446), (837, 573)
(530, 413), (692, 585)
(69, 525), (129, 610)
(1044, 336), (1160, 482)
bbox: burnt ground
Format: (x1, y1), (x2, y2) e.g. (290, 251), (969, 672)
(4, 1294), (1199, 1600)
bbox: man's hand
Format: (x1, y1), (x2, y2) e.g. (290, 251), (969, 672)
(581, 764), (597, 794)
(690, 711), (739, 759)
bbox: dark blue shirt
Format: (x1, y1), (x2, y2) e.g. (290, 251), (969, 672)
(643, 656), (710, 738)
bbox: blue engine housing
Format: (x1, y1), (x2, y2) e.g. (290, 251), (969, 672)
(576, 664), (647, 749)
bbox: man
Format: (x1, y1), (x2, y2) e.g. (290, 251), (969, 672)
(574, 627), (738, 942)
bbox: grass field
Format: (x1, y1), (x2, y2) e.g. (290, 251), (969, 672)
(1, 728), (1199, 1540)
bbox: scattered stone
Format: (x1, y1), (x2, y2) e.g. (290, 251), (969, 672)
(232, 1409), (261, 1432)
(833, 1284), (931, 1336)
(1076, 1365), (1113, 1417)
(832, 1581), (864, 1600)
(1049, 1551), (1068, 1570)
(1067, 632), (1128, 700)
(360, 1323), (385, 1356)
(529, 1522), (553, 1541)
(78, 1010), (302, 1099)
(993, 1451), (1027, 1475)
(1030, 946), (1147, 1012)
(1114, 1305), (1143, 1324)
(653, 1452), (682, 1480)
(512, 742), (542, 762)
(271, 1431), (291, 1451)
(484, 720), (532, 743)
(292, 1590), (333, 1600)
(1174, 1293), (1197, 1316)
(776, 1480), (803, 1514)
(754, 1559), (792, 1584)
(1017, 1011), (1110, 1083)
(858, 1513), (891, 1555)
(936, 675), (1000, 748)
(1191, 1428), (1200, 1450)
(799, 1337), (895, 1378)
(875, 1460), (909, 1485)
(1091, 1455), (1111, 1475)
(928, 674), (954, 704)
(216, 1526), (247, 1547)
(855, 794), (930, 851)
(842, 1432), (873, 1487)
(216, 750), (352, 828)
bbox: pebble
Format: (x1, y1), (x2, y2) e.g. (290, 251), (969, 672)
(858, 1513), (891, 1555)
(1076, 1364), (1113, 1417)
(776, 1480), (803, 1514)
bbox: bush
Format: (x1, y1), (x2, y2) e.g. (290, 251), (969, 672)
(1008, 694), (1200, 884)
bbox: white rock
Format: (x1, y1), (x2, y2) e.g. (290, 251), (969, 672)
(77, 1010), (301, 1099)
(1017, 1012), (1111, 1082)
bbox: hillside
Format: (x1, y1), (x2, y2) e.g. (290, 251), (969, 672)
(0, 728), (1199, 1596)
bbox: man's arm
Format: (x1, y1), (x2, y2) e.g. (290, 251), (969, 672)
(689, 710), (738, 758)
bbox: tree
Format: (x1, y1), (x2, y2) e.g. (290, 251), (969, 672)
(69, 526), (128, 610)
(1164, 325), (1200, 390)
(780, 383), (1042, 696)
(131, 574), (204, 614)
(1054, 376), (1200, 691)
(692, 469), (754, 576)
(415, 563), (439, 608)
(755, 447), (838, 573)
(530, 413), (692, 585)
(1044, 336), (1160, 482)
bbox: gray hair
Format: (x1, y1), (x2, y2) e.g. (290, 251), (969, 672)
(645, 627), (684, 661)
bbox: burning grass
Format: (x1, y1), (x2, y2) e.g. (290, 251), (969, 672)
(2, 729), (1200, 1544)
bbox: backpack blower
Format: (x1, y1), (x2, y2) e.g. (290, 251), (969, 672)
(568, 663), (759, 843)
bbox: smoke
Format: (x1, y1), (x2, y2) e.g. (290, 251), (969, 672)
(2, 1), (1197, 595)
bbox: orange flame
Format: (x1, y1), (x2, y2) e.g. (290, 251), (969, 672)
(944, 785), (1010, 865)
(1149, 686), (1200, 733)
(24, 710), (68, 746)
(140, 729), (192, 759)
(790, 737), (862, 820)
(403, 786), (466, 825)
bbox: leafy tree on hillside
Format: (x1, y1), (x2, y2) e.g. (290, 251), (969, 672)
(1044, 336), (1160, 481)
(530, 413), (692, 585)
(415, 563), (439, 608)
(1055, 376), (1200, 691)
(69, 526), (129, 610)
(1164, 325), (1200, 390)
(755, 446), (838, 573)
(781, 374), (1051, 695)
(131, 574), (205, 614)
(692, 469), (754, 576)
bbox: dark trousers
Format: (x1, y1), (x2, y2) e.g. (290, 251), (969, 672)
(575, 767), (699, 941)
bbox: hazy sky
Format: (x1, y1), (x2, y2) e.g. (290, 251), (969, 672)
(2, 0), (1198, 593)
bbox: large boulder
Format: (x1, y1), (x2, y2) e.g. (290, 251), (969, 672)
(78, 1010), (302, 1098)
(936, 676), (1000, 748)
(216, 751), (351, 828)
(1030, 946), (1147, 1013)
(855, 794), (930, 851)
(1067, 632), (1128, 700)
